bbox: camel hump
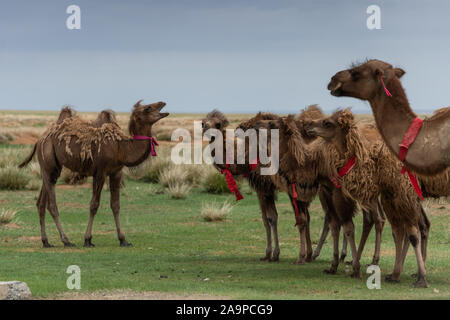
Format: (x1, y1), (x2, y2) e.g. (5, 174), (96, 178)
(298, 104), (324, 121)
(92, 109), (118, 127)
(57, 106), (76, 124)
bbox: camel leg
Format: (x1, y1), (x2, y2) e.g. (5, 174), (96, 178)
(371, 200), (385, 265)
(342, 219), (361, 278)
(385, 225), (404, 283)
(43, 172), (74, 247)
(304, 205), (313, 262)
(340, 233), (348, 263)
(291, 197), (308, 265)
(257, 192), (273, 261)
(324, 219), (340, 274)
(264, 192), (280, 262)
(407, 225), (428, 288)
(355, 209), (374, 265)
(36, 187), (52, 248)
(83, 174), (105, 247)
(313, 187), (331, 260)
(312, 212), (329, 260)
(419, 206), (430, 266)
(109, 172), (131, 247)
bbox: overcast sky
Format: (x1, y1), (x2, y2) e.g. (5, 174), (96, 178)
(1, 0), (449, 114)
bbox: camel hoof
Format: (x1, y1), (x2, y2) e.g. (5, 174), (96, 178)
(412, 279), (428, 288)
(42, 242), (54, 248)
(64, 242), (76, 247)
(120, 241), (132, 247)
(269, 257), (279, 262)
(260, 256), (271, 261)
(324, 268), (337, 275)
(385, 274), (400, 283)
(84, 239), (95, 247)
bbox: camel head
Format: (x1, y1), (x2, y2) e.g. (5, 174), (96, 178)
(328, 59), (405, 100)
(201, 110), (229, 135)
(236, 112), (280, 131)
(305, 108), (355, 143)
(128, 100), (168, 136)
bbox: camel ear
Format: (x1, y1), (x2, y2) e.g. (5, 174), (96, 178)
(134, 99), (143, 109)
(337, 109), (354, 130)
(374, 68), (384, 77)
(394, 68), (405, 78)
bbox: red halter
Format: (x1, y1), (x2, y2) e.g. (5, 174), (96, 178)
(398, 118), (424, 200)
(330, 156), (356, 188)
(133, 135), (159, 156)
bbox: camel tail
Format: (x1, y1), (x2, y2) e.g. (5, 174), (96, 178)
(18, 144), (37, 168)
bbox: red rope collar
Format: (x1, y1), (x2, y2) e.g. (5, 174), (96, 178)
(221, 158), (259, 202)
(133, 135), (159, 156)
(290, 176), (301, 226)
(330, 156), (356, 188)
(398, 118), (424, 200)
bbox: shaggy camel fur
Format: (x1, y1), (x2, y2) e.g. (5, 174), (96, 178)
(328, 59), (450, 176)
(253, 114), (385, 277)
(202, 110), (316, 264)
(306, 109), (430, 287)
(18, 100), (168, 248)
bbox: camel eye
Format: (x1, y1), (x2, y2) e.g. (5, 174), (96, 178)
(215, 123), (221, 129)
(144, 107), (152, 113)
(351, 71), (360, 81)
(323, 120), (332, 128)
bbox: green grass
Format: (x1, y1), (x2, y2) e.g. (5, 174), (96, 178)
(0, 160), (448, 299)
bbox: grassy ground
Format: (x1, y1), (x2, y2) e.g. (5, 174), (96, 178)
(0, 169), (448, 299)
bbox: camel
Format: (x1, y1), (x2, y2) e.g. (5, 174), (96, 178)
(327, 59), (450, 176)
(202, 110), (318, 264)
(18, 100), (168, 248)
(305, 109), (430, 287)
(253, 114), (385, 277)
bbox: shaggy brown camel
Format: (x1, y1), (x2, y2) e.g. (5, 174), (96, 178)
(202, 110), (316, 264)
(328, 59), (450, 176)
(254, 114), (385, 277)
(306, 109), (430, 287)
(18, 100), (168, 248)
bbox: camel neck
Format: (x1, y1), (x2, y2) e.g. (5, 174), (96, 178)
(121, 131), (153, 167)
(368, 78), (417, 155)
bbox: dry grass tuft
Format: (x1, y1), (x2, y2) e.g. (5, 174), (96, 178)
(0, 208), (18, 224)
(165, 182), (192, 199)
(201, 200), (233, 222)
(158, 165), (188, 188)
(0, 166), (29, 190)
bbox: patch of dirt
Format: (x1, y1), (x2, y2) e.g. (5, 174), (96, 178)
(60, 202), (89, 209)
(43, 289), (229, 300)
(2, 222), (21, 229)
(18, 236), (41, 242)
(95, 230), (115, 235)
(57, 183), (92, 190)
(10, 133), (38, 145)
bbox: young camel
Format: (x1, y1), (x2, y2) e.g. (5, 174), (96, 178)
(254, 115), (385, 277)
(328, 59), (450, 176)
(202, 110), (316, 264)
(18, 100), (168, 248)
(306, 109), (430, 287)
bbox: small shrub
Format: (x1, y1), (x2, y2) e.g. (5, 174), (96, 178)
(201, 201), (233, 222)
(0, 166), (29, 190)
(165, 182), (191, 199)
(29, 162), (41, 178)
(141, 157), (172, 183)
(26, 179), (41, 191)
(0, 133), (13, 144)
(158, 165), (188, 188)
(201, 166), (242, 194)
(0, 209), (18, 224)
(60, 168), (87, 185)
